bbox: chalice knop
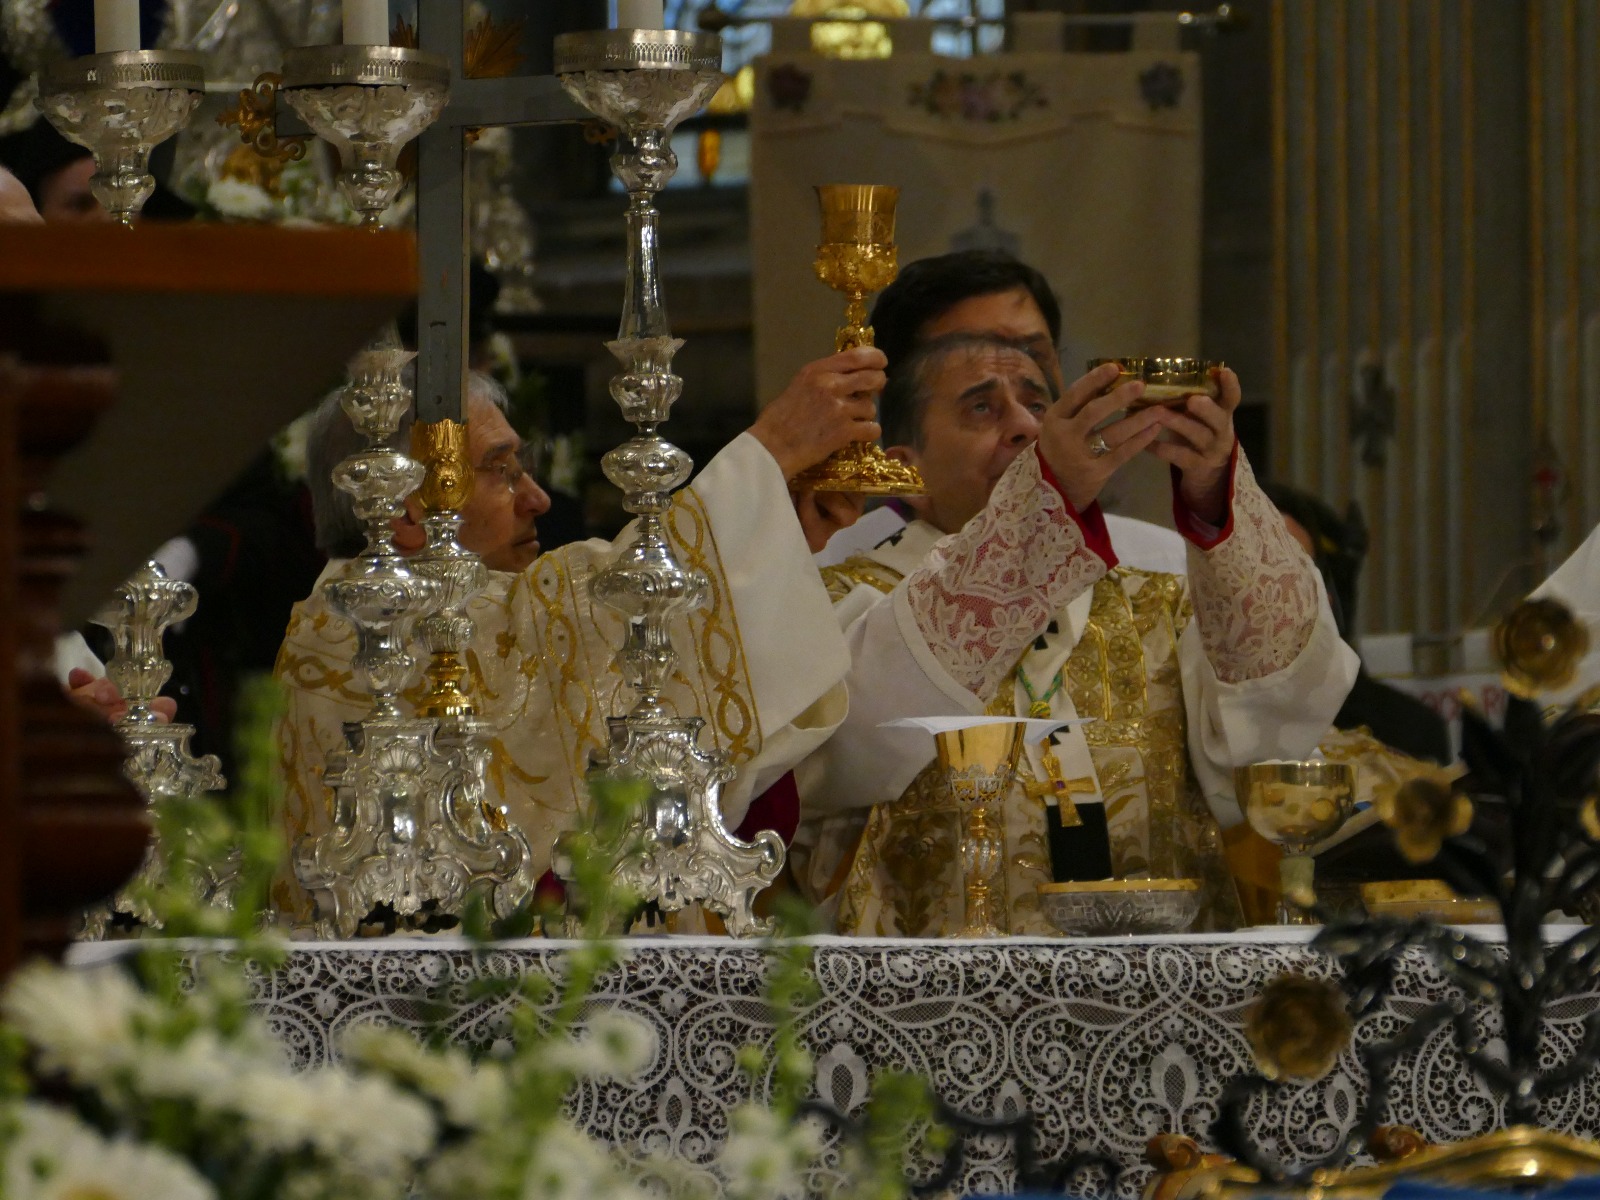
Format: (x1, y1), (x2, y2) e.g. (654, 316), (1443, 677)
(935, 722), (1027, 938)
(791, 184), (925, 496)
(1235, 762), (1356, 925)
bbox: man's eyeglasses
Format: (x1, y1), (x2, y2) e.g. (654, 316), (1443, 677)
(475, 440), (547, 492)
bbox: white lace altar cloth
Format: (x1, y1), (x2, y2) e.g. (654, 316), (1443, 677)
(76, 929), (1600, 1197)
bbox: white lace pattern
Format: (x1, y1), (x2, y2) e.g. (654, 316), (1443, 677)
(904, 448), (1107, 700)
(178, 936), (1600, 1198)
(1188, 452), (1322, 683)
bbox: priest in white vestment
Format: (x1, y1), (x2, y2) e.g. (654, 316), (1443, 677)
(789, 330), (1359, 935)
(271, 363), (883, 921)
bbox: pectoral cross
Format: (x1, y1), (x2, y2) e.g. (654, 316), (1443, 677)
(1022, 741), (1096, 827)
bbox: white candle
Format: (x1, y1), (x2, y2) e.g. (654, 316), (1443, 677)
(94, 0), (140, 53)
(343, 0), (388, 45)
(615, 0), (665, 30)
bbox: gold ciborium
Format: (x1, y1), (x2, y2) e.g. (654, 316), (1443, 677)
(934, 721), (1027, 938)
(791, 184), (926, 497)
(1234, 762), (1356, 925)
(1086, 357), (1224, 410)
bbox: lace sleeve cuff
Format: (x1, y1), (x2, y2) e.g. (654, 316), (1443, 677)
(1185, 449), (1322, 683)
(1171, 441), (1239, 551)
(1038, 448), (1118, 568)
(903, 447), (1109, 699)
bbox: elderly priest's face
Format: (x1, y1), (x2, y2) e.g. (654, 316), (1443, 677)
(894, 339), (1052, 535)
(397, 393), (551, 573)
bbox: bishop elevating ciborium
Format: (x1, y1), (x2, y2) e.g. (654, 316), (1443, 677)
(791, 183), (925, 497)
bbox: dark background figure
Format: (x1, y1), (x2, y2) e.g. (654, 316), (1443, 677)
(0, 105), (195, 224)
(1264, 481), (1453, 766)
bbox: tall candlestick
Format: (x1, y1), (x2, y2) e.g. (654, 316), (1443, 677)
(343, 0), (388, 45)
(94, 0), (140, 53)
(615, 0), (665, 30)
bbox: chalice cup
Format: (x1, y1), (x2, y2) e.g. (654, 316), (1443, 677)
(791, 184), (925, 497)
(935, 722), (1026, 938)
(1234, 762), (1356, 925)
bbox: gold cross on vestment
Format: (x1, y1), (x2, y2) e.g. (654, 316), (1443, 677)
(1021, 742), (1096, 827)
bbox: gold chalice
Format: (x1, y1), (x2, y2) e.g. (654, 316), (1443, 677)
(791, 184), (925, 496)
(1087, 357), (1224, 410)
(1234, 761), (1356, 925)
(934, 721), (1027, 938)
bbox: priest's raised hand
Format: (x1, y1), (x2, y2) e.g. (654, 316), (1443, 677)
(1034, 360), (1168, 514)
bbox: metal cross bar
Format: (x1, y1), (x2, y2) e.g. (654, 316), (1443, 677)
(413, 0), (587, 424)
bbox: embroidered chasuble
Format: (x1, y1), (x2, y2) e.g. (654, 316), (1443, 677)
(271, 434), (852, 922)
(790, 444), (1360, 937)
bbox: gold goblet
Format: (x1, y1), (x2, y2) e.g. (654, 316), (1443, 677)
(1234, 762), (1356, 925)
(791, 184), (925, 496)
(934, 721), (1027, 938)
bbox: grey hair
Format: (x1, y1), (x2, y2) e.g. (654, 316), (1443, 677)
(307, 370), (510, 559)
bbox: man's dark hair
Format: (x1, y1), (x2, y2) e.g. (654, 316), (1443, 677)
(879, 332), (1048, 450)
(868, 249), (1062, 382)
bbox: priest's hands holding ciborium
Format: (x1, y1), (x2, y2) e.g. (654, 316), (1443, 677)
(1037, 360), (1241, 522)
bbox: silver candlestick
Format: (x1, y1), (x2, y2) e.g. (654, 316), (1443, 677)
(279, 44), (449, 227)
(551, 28), (781, 937)
(83, 561), (227, 935)
(35, 51), (205, 226)
(294, 331), (531, 937)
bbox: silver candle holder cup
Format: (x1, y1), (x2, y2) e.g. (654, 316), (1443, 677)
(279, 44), (449, 227)
(35, 51), (205, 225)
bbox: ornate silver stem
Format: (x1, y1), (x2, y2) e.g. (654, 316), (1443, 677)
(294, 330), (532, 937)
(279, 45), (449, 227)
(35, 51), (205, 226)
(552, 29), (781, 937)
(83, 561), (227, 935)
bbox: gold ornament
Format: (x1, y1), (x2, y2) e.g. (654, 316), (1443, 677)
(411, 418), (476, 720)
(217, 73), (309, 167)
(1244, 973), (1352, 1083)
(791, 184), (925, 497)
(1376, 774), (1474, 865)
(412, 419), (474, 512)
(1494, 597), (1590, 698)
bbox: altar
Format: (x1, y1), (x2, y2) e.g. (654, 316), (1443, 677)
(69, 929), (1600, 1198)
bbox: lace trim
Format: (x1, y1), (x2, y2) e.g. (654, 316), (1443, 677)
(904, 448), (1108, 699)
(1187, 452), (1321, 683)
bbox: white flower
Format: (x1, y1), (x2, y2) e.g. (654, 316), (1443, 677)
(519, 1120), (652, 1200)
(540, 1011), (657, 1080)
(1, 963), (151, 1086)
(341, 1025), (508, 1129)
(233, 1066), (436, 1177)
(2, 1102), (214, 1200)
(205, 177), (276, 221)
(128, 1030), (244, 1105)
(717, 1103), (826, 1200)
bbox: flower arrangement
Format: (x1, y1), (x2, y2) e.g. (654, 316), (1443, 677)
(0, 712), (949, 1200)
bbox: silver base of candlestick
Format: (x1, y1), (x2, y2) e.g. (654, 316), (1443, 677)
(279, 45), (449, 227)
(296, 716), (532, 938)
(35, 51), (204, 225)
(80, 560), (230, 938)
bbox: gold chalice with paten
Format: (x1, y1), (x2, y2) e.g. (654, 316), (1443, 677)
(1235, 761), (1356, 925)
(934, 721), (1027, 938)
(791, 184), (925, 496)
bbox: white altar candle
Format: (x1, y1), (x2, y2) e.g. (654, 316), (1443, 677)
(615, 0), (665, 30)
(94, 0), (141, 53)
(343, 0), (388, 45)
